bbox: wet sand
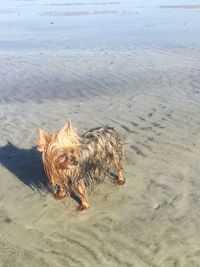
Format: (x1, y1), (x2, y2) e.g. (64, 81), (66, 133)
(1, 1), (200, 266)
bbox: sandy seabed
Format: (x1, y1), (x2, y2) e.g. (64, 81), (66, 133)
(1, 1), (200, 267)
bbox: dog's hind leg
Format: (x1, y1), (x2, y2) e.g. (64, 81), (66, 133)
(74, 179), (90, 211)
(114, 154), (125, 185)
(116, 168), (125, 185)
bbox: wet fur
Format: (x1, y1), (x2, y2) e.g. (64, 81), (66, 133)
(80, 127), (124, 188)
(38, 121), (125, 210)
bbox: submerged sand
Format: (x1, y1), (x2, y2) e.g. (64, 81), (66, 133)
(1, 1), (200, 266)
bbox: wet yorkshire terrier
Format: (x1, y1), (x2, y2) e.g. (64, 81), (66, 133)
(38, 120), (125, 211)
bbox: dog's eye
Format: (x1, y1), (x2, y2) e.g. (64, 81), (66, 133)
(58, 153), (68, 159)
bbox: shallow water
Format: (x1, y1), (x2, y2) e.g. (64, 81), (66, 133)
(0, 0), (200, 52)
(1, 1), (200, 267)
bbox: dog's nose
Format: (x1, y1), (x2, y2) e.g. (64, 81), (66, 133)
(74, 160), (78, 166)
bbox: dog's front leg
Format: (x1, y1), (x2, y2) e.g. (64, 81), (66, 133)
(53, 184), (67, 200)
(75, 179), (90, 211)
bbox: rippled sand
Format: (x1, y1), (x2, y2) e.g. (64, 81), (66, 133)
(1, 1), (200, 266)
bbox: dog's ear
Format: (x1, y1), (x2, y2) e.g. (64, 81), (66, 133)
(37, 128), (51, 152)
(66, 120), (73, 133)
(62, 120), (75, 136)
(57, 120), (79, 147)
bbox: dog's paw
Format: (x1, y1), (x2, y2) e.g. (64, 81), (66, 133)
(114, 178), (126, 185)
(53, 192), (66, 200)
(76, 204), (90, 211)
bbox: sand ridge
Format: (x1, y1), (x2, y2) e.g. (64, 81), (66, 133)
(1, 66), (200, 265)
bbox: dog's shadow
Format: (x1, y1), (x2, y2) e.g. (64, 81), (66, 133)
(0, 142), (50, 193)
(0, 142), (81, 204)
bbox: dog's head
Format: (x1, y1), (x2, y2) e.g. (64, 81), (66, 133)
(37, 120), (80, 189)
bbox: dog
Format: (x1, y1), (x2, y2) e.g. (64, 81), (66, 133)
(38, 120), (125, 210)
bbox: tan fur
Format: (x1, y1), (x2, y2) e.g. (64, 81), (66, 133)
(38, 120), (125, 210)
